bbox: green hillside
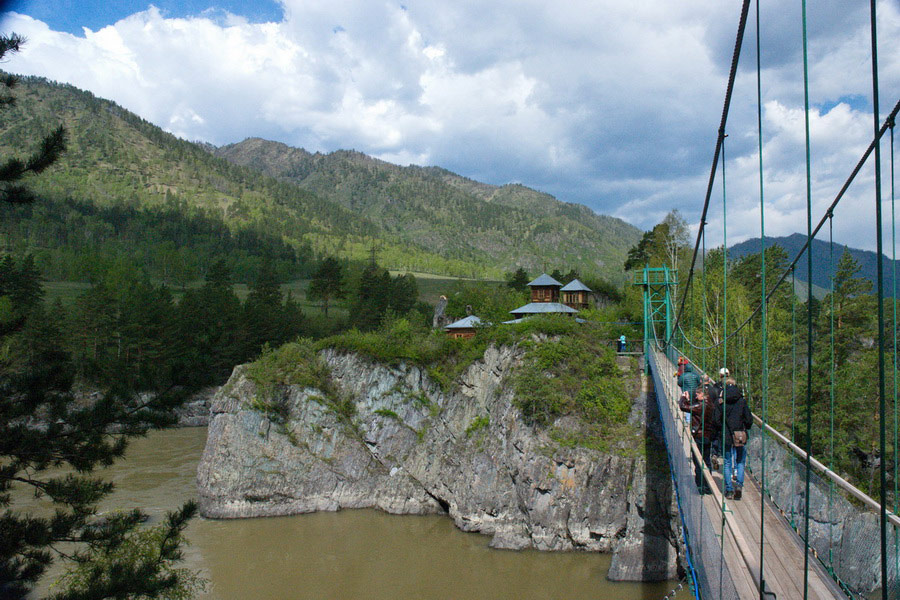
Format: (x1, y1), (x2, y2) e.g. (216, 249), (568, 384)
(0, 75), (639, 282)
(215, 139), (641, 282)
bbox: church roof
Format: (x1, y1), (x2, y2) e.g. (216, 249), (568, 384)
(527, 273), (563, 287)
(560, 279), (592, 292)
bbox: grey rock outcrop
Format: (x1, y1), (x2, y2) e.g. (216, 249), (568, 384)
(197, 346), (681, 581)
(175, 386), (219, 427)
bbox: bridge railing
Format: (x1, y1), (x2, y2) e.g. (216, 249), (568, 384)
(746, 415), (900, 598)
(670, 345), (900, 599)
(648, 346), (743, 600)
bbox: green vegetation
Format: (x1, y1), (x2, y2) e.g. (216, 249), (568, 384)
(56, 512), (207, 600)
(465, 415), (490, 437)
(514, 334), (629, 426)
(0, 37), (198, 600)
(245, 341), (332, 392)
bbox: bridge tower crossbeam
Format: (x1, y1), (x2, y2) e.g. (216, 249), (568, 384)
(633, 266), (678, 367)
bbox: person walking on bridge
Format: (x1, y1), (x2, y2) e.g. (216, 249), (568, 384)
(677, 362), (701, 424)
(714, 377), (752, 500)
(679, 386), (719, 494)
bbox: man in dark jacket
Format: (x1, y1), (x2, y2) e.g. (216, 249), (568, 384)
(714, 378), (753, 499)
(679, 386), (719, 494)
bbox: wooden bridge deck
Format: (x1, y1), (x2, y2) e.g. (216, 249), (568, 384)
(649, 352), (846, 600)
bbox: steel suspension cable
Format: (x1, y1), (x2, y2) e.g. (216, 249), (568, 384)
(719, 133), (729, 600)
(702, 227), (708, 374)
(791, 266), (797, 528)
(867, 1), (889, 596)
(800, 0), (814, 594)
(891, 115), (898, 590)
(673, 99), (900, 354)
(829, 214), (836, 573)
(670, 0), (751, 343)
(755, 0), (769, 594)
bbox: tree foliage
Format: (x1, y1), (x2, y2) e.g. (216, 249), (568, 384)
(0, 35), (202, 600)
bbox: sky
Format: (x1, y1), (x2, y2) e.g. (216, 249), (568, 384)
(0, 1), (898, 253)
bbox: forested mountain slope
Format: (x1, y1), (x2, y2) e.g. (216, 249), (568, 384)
(0, 75), (639, 281)
(215, 138), (641, 281)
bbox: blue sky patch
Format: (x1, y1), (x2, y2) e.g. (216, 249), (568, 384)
(818, 94), (869, 115)
(3, 0), (284, 35)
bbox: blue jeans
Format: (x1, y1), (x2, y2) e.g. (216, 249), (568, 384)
(723, 444), (746, 493)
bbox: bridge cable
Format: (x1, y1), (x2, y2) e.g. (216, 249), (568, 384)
(891, 113), (898, 595)
(669, 0), (751, 349)
(755, 0), (769, 594)
(671, 98), (900, 355)
(866, 0), (890, 596)
(791, 266), (797, 529)
(800, 0), (815, 594)
(718, 132), (729, 600)
(828, 214), (835, 574)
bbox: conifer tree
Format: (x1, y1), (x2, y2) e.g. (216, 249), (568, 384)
(0, 34), (197, 600)
(307, 256), (345, 317)
(506, 267), (529, 291)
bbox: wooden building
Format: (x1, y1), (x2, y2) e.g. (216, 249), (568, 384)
(444, 315), (485, 339)
(527, 273), (563, 303)
(560, 279), (592, 310)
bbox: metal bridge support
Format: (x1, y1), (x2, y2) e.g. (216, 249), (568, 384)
(633, 266), (678, 370)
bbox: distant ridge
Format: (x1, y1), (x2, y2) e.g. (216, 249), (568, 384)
(214, 137), (642, 282)
(730, 233), (898, 295)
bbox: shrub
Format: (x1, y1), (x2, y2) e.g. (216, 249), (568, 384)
(465, 415), (490, 437)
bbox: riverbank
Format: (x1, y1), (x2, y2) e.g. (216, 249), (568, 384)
(26, 427), (687, 599)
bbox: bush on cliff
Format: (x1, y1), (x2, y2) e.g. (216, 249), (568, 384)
(244, 315), (634, 453)
(513, 328), (629, 427)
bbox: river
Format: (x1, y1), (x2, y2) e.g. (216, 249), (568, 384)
(31, 427), (690, 599)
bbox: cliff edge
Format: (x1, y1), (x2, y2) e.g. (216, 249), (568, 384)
(197, 344), (681, 581)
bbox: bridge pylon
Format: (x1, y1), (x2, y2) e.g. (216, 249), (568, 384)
(632, 266), (678, 369)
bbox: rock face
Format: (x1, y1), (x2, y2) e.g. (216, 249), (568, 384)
(197, 346), (681, 581)
(175, 387), (219, 427)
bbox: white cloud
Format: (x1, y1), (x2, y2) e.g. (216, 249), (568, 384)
(1, 0), (898, 254)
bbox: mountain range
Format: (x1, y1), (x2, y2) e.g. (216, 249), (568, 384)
(0, 75), (641, 283)
(730, 233), (899, 296)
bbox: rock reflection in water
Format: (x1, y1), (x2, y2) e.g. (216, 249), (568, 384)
(42, 428), (687, 600)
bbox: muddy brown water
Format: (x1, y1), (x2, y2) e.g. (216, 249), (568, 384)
(25, 427), (690, 599)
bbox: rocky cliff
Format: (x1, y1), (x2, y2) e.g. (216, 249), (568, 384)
(197, 345), (681, 581)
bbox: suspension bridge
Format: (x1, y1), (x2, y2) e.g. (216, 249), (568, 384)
(635, 1), (899, 598)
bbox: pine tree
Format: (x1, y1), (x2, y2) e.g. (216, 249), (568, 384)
(506, 267), (529, 291)
(307, 256), (345, 317)
(0, 34), (197, 600)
